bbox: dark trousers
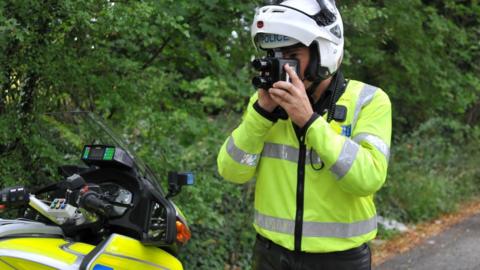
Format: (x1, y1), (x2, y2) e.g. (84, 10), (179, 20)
(252, 234), (371, 270)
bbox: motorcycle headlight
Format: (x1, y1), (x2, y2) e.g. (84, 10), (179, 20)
(148, 201), (168, 240)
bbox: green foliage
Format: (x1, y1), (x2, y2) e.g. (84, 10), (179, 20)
(377, 118), (480, 222)
(376, 224), (402, 241)
(341, 0), (480, 130)
(1, 0), (479, 269)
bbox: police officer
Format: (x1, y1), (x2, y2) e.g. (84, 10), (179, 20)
(217, 0), (391, 269)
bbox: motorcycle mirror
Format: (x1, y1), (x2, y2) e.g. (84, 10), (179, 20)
(65, 174), (86, 190)
(166, 172), (194, 199)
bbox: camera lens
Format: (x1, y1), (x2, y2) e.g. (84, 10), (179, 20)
(252, 76), (271, 89)
(251, 59), (271, 71)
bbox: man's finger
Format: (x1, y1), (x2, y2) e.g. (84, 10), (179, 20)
(269, 88), (292, 105)
(272, 81), (296, 94)
(269, 93), (290, 110)
(284, 64), (302, 86)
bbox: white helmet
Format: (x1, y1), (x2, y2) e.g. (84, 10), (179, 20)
(251, 0), (344, 80)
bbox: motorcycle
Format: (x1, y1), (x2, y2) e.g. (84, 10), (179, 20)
(0, 112), (193, 270)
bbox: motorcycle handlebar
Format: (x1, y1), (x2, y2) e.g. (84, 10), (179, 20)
(79, 191), (113, 217)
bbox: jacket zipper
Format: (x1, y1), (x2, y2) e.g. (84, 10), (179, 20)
(294, 135), (306, 252)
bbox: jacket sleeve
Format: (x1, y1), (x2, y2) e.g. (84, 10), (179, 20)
(217, 94), (274, 184)
(305, 88), (392, 196)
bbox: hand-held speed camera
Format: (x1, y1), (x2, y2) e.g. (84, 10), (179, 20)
(251, 58), (300, 90)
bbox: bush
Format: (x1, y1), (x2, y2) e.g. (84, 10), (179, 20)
(376, 118), (480, 223)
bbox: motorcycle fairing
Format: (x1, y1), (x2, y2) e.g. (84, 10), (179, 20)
(0, 233), (182, 270)
(0, 218), (63, 238)
(0, 236), (91, 269)
(80, 233), (183, 270)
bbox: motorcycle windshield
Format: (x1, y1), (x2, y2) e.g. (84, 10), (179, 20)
(34, 111), (165, 194)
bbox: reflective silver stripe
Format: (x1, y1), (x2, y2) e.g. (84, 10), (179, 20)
(330, 139), (359, 179)
(255, 211), (295, 234)
(61, 242), (86, 256)
(84, 233), (170, 270)
(262, 142), (298, 163)
(352, 84), (377, 131)
(262, 143), (322, 165)
(60, 242), (85, 268)
(255, 211), (377, 238)
(0, 218), (64, 237)
(303, 215), (377, 237)
(86, 233), (116, 270)
(0, 249), (70, 269)
(226, 136), (260, 166)
(353, 133), (390, 161)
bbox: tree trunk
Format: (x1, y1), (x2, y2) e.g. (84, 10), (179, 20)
(20, 73), (38, 115)
(465, 100), (480, 126)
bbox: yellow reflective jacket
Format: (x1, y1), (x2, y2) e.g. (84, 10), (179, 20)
(217, 80), (392, 253)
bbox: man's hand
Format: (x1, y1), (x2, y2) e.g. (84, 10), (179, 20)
(257, 88), (278, 113)
(268, 64), (313, 128)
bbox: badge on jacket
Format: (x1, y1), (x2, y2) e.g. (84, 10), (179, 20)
(341, 125), (352, 137)
(330, 122), (351, 137)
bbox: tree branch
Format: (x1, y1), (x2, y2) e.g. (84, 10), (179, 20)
(141, 36), (172, 70)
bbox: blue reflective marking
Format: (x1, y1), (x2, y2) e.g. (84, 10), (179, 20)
(93, 265), (113, 270)
(341, 125), (352, 137)
(187, 173), (194, 185)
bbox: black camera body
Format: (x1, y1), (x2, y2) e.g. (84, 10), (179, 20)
(251, 57), (300, 90)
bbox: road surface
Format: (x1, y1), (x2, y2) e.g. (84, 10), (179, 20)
(375, 213), (480, 270)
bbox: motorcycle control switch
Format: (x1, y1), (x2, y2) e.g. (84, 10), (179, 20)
(0, 186), (29, 207)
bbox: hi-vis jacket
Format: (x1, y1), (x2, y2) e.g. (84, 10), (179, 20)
(217, 80), (392, 253)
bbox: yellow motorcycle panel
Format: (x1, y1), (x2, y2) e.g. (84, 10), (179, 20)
(85, 234), (183, 270)
(0, 237), (85, 268)
(0, 234), (182, 270)
(0, 257), (56, 270)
